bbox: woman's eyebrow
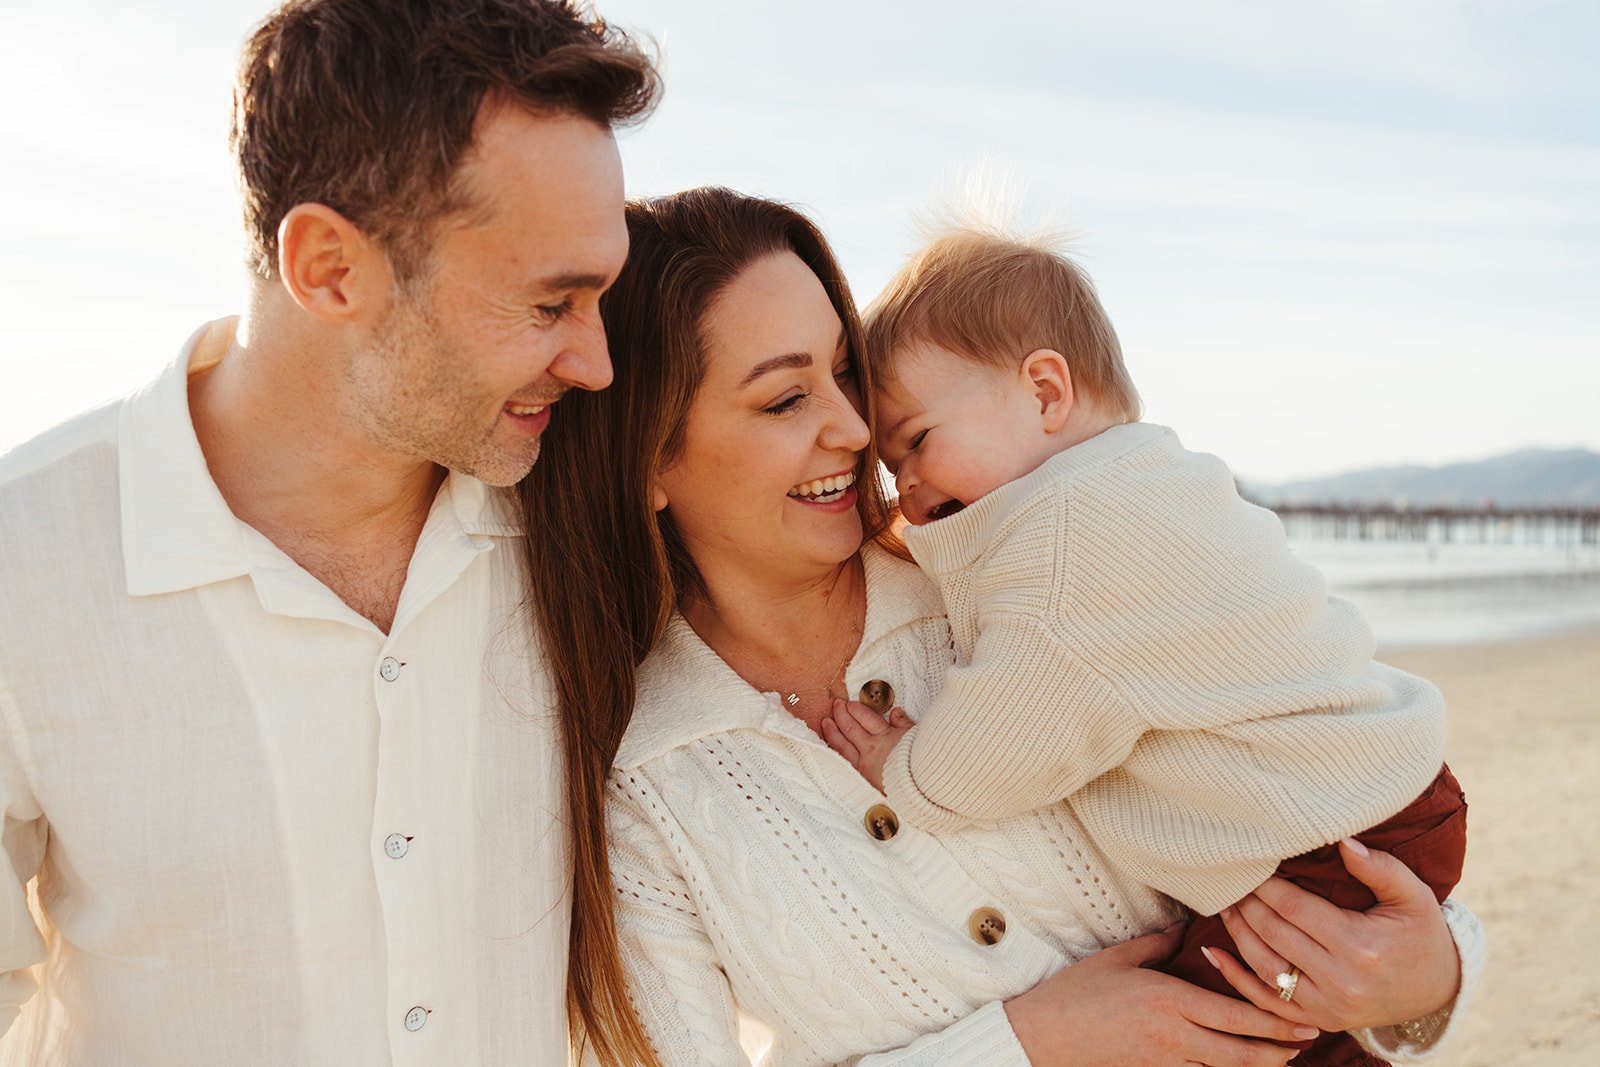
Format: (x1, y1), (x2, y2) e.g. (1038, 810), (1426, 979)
(739, 351), (811, 387)
(738, 328), (848, 387)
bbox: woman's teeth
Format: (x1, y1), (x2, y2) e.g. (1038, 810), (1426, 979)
(788, 470), (856, 502)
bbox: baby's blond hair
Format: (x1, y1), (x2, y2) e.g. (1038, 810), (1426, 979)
(864, 218), (1141, 422)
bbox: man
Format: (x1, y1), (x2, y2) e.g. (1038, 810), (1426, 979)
(0, 1), (657, 1062)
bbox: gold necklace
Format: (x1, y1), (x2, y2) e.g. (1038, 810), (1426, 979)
(734, 610), (863, 708)
(745, 654), (852, 707)
(714, 559), (865, 708)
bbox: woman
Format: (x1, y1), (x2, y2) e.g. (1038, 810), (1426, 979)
(522, 188), (1482, 1065)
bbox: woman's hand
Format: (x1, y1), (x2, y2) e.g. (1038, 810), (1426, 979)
(1006, 924), (1319, 1067)
(1205, 838), (1460, 1033)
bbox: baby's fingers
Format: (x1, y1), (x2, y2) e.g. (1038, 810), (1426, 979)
(836, 699), (890, 735)
(819, 717), (860, 765)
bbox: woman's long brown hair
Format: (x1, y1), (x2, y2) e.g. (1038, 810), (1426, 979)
(518, 188), (896, 1065)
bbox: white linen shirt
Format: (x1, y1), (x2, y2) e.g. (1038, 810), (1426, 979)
(602, 546), (1484, 1066)
(0, 320), (569, 1065)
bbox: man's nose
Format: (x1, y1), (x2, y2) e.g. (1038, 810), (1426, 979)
(550, 315), (614, 392)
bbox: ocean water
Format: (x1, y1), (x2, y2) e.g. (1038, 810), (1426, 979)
(1288, 536), (1600, 648)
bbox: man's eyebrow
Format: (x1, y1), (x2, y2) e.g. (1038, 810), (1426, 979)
(739, 352), (812, 388)
(532, 271), (613, 293)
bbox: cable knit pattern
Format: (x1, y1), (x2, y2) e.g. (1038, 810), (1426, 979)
(890, 422), (1449, 915)
(599, 546), (1482, 1065)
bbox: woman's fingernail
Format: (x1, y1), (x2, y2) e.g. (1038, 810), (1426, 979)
(1342, 836), (1370, 857)
(1294, 1027), (1321, 1040)
(1200, 946), (1220, 970)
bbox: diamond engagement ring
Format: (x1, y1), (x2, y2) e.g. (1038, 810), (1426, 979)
(1275, 966), (1301, 1002)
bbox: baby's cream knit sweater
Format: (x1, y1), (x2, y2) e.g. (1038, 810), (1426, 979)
(887, 421), (1448, 915)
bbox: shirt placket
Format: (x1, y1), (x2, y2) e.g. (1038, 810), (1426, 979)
(369, 506), (495, 1064)
(370, 632), (442, 1061)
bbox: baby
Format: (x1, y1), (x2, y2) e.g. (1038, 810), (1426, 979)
(822, 225), (1467, 1064)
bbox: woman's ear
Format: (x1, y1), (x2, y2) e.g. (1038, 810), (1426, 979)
(1020, 349), (1074, 433)
(651, 482), (669, 513)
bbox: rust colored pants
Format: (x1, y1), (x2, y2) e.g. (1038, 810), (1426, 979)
(1161, 764), (1467, 1067)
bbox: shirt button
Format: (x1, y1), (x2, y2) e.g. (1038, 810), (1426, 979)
(384, 834), (411, 859)
(968, 907), (1007, 946)
(404, 1005), (429, 1032)
(863, 804), (899, 841)
(379, 657), (402, 682)
(858, 679), (895, 714)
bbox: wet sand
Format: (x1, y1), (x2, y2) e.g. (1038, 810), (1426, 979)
(1382, 627), (1600, 1065)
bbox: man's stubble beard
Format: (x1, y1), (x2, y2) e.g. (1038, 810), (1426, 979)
(353, 290), (541, 487)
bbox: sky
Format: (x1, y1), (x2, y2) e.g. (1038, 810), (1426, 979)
(1, 0), (1596, 482)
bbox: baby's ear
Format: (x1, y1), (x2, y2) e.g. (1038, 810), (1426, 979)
(1020, 349), (1074, 432)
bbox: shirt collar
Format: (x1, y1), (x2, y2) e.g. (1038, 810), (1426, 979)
(449, 471), (525, 538)
(120, 319), (253, 597)
(120, 318), (525, 598)
(614, 542), (945, 768)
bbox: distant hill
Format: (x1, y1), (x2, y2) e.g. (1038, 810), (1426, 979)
(1246, 448), (1600, 508)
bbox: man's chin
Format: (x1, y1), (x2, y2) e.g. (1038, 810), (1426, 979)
(449, 439), (541, 488)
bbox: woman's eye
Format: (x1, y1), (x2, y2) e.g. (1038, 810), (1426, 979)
(764, 391), (809, 415)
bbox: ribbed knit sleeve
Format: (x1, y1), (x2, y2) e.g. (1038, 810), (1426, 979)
(881, 612), (1147, 833)
(901, 424), (1449, 915)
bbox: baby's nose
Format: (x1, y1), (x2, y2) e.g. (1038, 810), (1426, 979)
(893, 464), (916, 496)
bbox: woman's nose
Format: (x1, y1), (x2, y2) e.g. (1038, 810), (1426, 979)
(821, 391), (871, 454)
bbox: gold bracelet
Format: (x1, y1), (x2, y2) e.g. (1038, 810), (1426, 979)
(1394, 1003), (1452, 1047)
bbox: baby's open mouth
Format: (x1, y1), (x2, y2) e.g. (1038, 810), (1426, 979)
(788, 470), (856, 503)
(927, 499), (966, 521)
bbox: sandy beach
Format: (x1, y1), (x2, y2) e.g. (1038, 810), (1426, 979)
(1380, 627), (1600, 1066)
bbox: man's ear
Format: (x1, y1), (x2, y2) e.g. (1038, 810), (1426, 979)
(1020, 348), (1074, 433)
(276, 203), (392, 323)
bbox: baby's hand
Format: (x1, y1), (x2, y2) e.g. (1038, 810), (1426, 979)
(820, 698), (914, 793)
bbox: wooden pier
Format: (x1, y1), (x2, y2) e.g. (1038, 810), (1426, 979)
(1256, 501), (1600, 545)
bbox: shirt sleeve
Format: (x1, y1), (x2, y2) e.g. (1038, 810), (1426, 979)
(600, 780), (1031, 1067)
(1350, 897), (1485, 1062)
(880, 610), (1147, 836)
(0, 673), (48, 1033)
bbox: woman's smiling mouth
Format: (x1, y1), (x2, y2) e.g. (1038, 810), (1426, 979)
(788, 469), (856, 503)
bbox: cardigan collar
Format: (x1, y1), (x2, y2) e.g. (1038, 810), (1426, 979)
(614, 543), (945, 769)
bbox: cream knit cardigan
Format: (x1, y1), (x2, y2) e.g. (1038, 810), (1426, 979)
(601, 547), (1482, 1066)
(887, 421), (1449, 915)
